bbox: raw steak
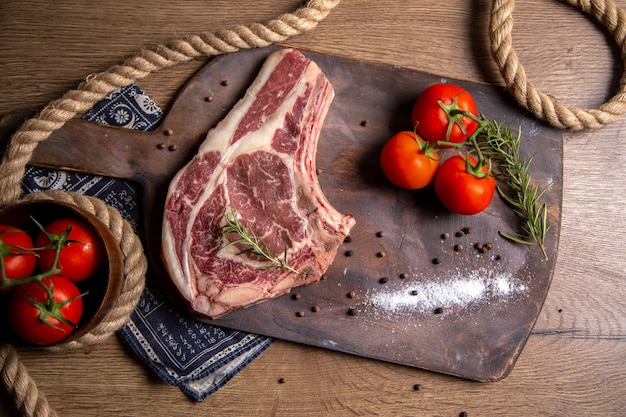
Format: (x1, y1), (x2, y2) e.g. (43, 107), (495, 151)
(162, 48), (356, 319)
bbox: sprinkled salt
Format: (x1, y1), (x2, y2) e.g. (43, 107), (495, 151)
(365, 268), (528, 315)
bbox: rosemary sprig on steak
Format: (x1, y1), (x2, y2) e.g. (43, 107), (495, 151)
(220, 209), (298, 273)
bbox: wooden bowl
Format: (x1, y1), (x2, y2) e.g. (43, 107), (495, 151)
(0, 199), (125, 346)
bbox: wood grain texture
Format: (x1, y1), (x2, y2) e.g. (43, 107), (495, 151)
(0, 0), (624, 416)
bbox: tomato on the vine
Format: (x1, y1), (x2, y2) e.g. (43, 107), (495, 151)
(380, 131), (440, 190)
(0, 225), (37, 291)
(36, 217), (105, 283)
(411, 83), (479, 146)
(8, 275), (84, 345)
(434, 155), (496, 215)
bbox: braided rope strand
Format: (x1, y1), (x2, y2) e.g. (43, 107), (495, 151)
(0, 344), (58, 417)
(489, 0), (626, 130)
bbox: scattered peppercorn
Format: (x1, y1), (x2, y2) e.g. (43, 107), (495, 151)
(168, 144), (177, 151)
(347, 290), (356, 299)
(432, 257), (442, 265)
(413, 384), (422, 391)
(311, 305), (321, 313)
(278, 377), (286, 384)
(292, 293), (301, 300)
(344, 235), (352, 243)
(157, 143), (166, 149)
(376, 251), (386, 258)
(485, 242), (494, 250)
(434, 307), (444, 315)
(399, 272), (408, 279)
(320, 274), (328, 280)
(474, 242), (483, 250)
(347, 307), (357, 316)
(495, 254), (503, 261)
(360, 120), (369, 127)
(459, 412), (468, 417)
(221, 80), (230, 86)
(454, 244), (463, 252)
(462, 227), (472, 235)
(316, 168), (323, 175)
(379, 277), (389, 284)
(410, 290), (419, 296)
(441, 232), (449, 240)
(345, 250), (353, 257)
(296, 311), (305, 317)
(376, 230), (385, 237)
(455, 230), (465, 237)
(558, 308), (563, 313)
(205, 95), (214, 102)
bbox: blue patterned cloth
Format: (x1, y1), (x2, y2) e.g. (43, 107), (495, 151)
(21, 84), (274, 401)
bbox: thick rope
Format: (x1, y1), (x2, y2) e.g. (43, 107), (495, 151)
(0, 344), (58, 417)
(0, 1), (340, 416)
(490, 0), (626, 130)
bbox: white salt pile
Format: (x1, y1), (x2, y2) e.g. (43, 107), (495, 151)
(365, 268), (528, 314)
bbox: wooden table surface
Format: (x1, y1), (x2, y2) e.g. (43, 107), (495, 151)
(1, 1), (625, 416)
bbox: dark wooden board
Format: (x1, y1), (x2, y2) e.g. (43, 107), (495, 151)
(24, 45), (562, 381)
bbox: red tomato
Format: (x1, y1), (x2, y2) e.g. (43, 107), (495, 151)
(411, 83), (479, 146)
(0, 225), (37, 292)
(8, 275), (83, 345)
(380, 131), (440, 190)
(36, 217), (105, 282)
(434, 155), (496, 215)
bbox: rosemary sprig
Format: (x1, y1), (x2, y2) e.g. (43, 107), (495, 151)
(220, 209), (298, 273)
(480, 120), (553, 260)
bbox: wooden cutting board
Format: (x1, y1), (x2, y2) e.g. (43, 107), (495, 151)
(21, 45), (562, 382)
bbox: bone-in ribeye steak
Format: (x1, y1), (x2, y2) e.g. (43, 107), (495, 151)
(162, 48), (356, 319)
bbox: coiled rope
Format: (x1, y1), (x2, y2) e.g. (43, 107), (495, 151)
(490, 0), (626, 129)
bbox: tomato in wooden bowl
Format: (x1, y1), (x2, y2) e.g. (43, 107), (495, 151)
(0, 199), (124, 346)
